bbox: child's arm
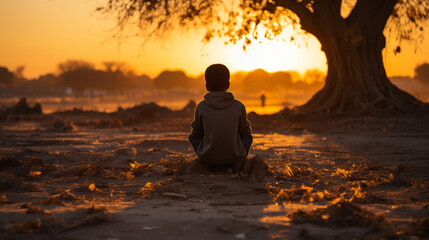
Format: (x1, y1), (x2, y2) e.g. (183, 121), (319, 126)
(189, 107), (204, 153)
(240, 133), (252, 154)
(239, 104), (252, 154)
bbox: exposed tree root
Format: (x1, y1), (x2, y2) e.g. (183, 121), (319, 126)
(292, 89), (427, 121)
(291, 71), (429, 120)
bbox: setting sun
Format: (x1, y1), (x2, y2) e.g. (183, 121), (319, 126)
(227, 26), (327, 74)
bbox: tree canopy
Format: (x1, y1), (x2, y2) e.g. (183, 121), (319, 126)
(98, 0), (428, 50)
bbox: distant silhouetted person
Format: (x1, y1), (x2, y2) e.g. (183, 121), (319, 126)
(183, 64), (267, 181)
(260, 93), (266, 107)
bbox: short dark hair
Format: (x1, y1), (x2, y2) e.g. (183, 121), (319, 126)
(205, 64), (230, 91)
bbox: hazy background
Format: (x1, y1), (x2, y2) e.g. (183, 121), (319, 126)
(0, 0), (428, 114)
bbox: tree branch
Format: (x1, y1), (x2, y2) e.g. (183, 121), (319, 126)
(317, 0), (342, 16)
(347, 0), (398, 31)
(271, 0), (317, 34)
(305, 0), (347, 44)
(375, 0), (399, 32)
(312, 0), (345, 27)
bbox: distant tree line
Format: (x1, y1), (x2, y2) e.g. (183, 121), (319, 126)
(415, 63), (429, 85)
(0, 60), (152, 95)
(2, 60), (428, 96)
(0, 67), (14, 87)
(56, 60), (153, 95)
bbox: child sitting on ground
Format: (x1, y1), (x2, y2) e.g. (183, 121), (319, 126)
(184, 63), (267, 181)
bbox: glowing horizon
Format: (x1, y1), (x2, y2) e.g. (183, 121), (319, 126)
(0, 0), (428, 80)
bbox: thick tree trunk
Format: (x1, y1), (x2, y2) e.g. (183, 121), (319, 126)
(296, 9), (423, 116)
(300, 35), (421, 116)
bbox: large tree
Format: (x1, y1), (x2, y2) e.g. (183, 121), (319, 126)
(98, 0), (429, 116)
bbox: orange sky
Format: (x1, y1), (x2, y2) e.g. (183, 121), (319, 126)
(0, 0), (428, 79)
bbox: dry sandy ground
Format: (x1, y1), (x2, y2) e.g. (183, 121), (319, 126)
(0, 114), (428, 240)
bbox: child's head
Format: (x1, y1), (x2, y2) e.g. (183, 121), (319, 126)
(205, 64), (230, 92)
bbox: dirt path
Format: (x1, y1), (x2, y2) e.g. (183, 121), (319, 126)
(0, 118), (428, 239)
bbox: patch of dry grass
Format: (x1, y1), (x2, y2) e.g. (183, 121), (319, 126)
(288, 200), (392, 233)
(267, 183), (337, 203)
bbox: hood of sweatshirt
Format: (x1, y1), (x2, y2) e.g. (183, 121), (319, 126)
(204, 92), (235, 109)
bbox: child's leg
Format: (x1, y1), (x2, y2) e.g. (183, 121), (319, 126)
(250, 156), (268, 182)
(241, 155), (268, 182)
(178, 157), (211, 175)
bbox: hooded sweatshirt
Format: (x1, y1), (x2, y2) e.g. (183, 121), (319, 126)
(189, 92), (252, 165)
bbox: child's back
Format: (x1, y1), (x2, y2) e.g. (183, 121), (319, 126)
(189, 64), (252, 166)
(191, 91), (251, 165)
